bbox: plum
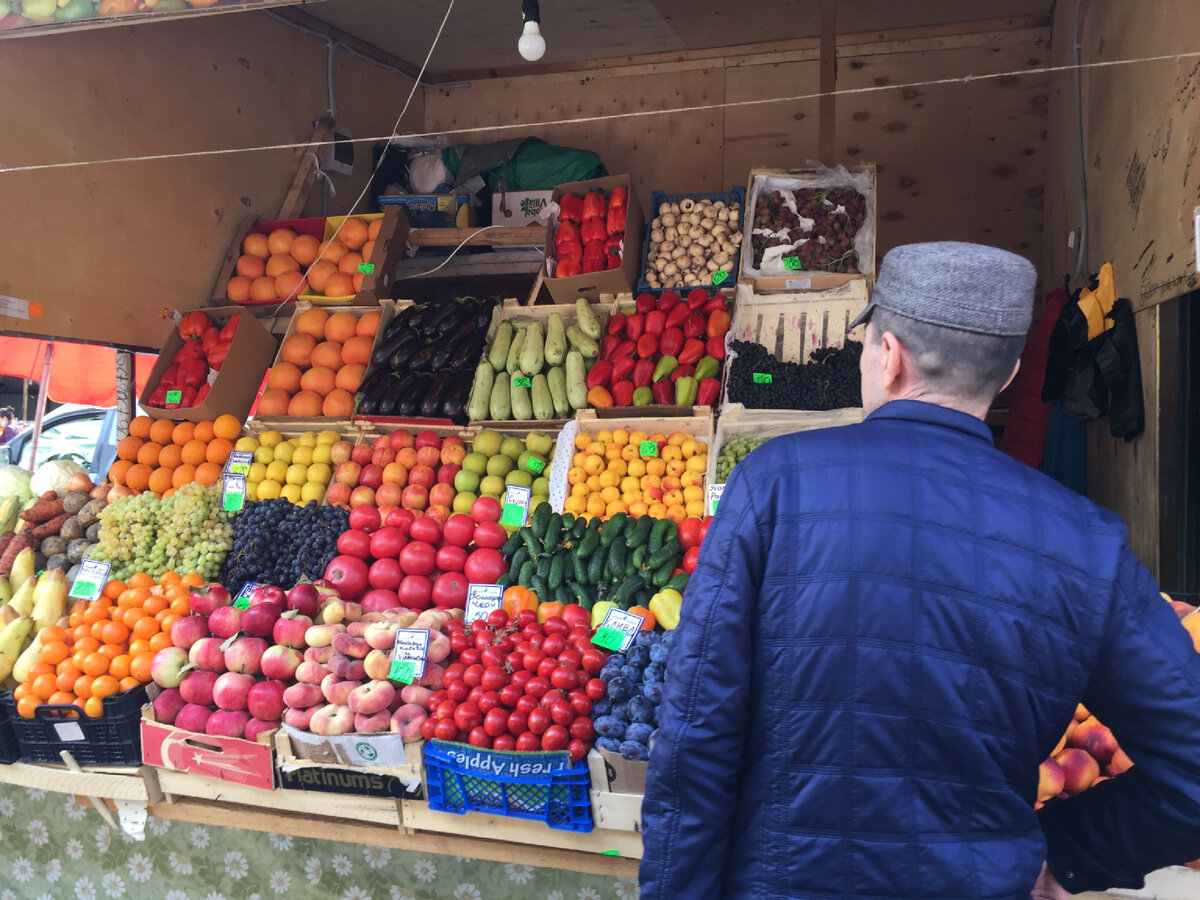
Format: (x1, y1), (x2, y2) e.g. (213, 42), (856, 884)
(642, 683), (664, 705)
(661, 631), (675, 648)
(633, 632), (657, 650)
(611, 702), (631, 723)
(649, 643), (669, 664)
(620, 665), (643, 684)
(591, 697), (612, 716)
(626, 645), (651, 668)
(624, 722), (653, 745)
(628, 696), (656, 725)
(643, 662), (665, 684)
(606, 676), (633, 702)
(600, 663), (623, 683)
(594, 715), (626, 739)
(619, 740), (649, 761)
(596, 736), (622, 753)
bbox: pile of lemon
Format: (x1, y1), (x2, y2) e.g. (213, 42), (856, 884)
(235, 428), (343, 505)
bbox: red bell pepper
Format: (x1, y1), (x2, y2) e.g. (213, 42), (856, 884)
(635, 293), (656, 315)
(603, 234), (623, 257)
(160, 363), (180, 390)
(659, 327), (684, 358)
(707, 308), (732, 338)
(614, 339), (637, 358)
(556, 259), (582, 278)
(625, 314), (644, 341)
(678, 338), (706, 366)
(219, 315), (241, 344)
(651, 379), (675, 404)
(664, 304), (690, 330)
(200, 326), (221, 353)
(178, 311), (211, 341)
(581, 217), (608, 244)
(195, 384), (211, 405)
(165, 385), (197, 410)
(582, 191), (608, 220)
(611, 380), (635, 407)
(669, 363), (695, 383)
(632, 358), (655, 388)
(606, 205), (626, 237)
(206, 341), (232, 371)
(554, 221), (580, 247)
(601, 335), (622, 359)
(611, 356), (636, 382)
(173, 340), (205, 363)
(607, 312), (627, 336)
(147, 384), (168, 407)
(606, 254), (622, 270)
(703, 295), (728, 314)
(683, 312), (708, 339)
(706, 335), (726, 360)
(645, 310), (667, 338)
(687, 288), (710, 311)
(586, 360), (613, 389)
(657, 291), (681, 313)
(558, 193), (583, 224)
(177, 357), (208, 388)
(609, 187), (628, 208)
(636, 334), (658, 359)
(582, 240), (607, 274)
(557, 240), (583, 263)
(581, 258), (604, 275)
(696, 376), (721, 407)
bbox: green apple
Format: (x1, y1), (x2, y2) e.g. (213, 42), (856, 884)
(480, 474), (506, 497)
(452, 491), (477, 514)
(485, 454), (514, 477)
(462, 452), (488, 475)
(526, 431), (554, 457)
(500, 437), (525, 461)
(532, 476), (550, 494)
(505, 470), (533, 488)
(22, 0), (56, 18)
(453, 469), (480, 494)
(473, 429), (502, 458)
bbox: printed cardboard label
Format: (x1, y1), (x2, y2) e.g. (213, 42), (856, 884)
(464, 584), (504, 624)
(592, 607), (645, 653)
(221, 473), (246, 512)
(69, 559), (112, 601)
(707, 482), (725, 516)
(389, 629), (429, 684)
(499, 484), (532, 527)
(224, 451), (254, 476)
(233, 582), (260, 610)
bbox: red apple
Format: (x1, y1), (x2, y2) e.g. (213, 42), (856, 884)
(388, 430), (415, 451)
(408, 465), (436, 489)
(373, 435), (391, 451)
(375, 482), (403, 507)
(372, 447), (396, 468)
(382, 462), (408, 486)
(213, 671), (256, 711)
(416, 445), (441, 468)
(401, 484), (428, 510)
(436, 464), (461, 485)
(360, 464), (384, 489)
(330, 441), (353, 464)
(189, 583), (231, 616)
(428, 482), (456, 509)
(424, 504), (452, 529)
(324, 555), (370, 601)
(285, 583), (321, 618)
(351, 444), (373, 466)
(415, 429), (441, 449)
(325, 482), (352, 509)
(440, 438), (466, 466)
(350, 485), (377, 508)
(334, 461), (362, 486)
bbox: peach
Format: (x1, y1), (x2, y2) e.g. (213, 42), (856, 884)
(1072, 716), (1120, 766)
(310, 704), (355, 736)
(283, 682), (325, 709)
(305, 623), (345, 647)
(332, 632), (371, 659)
(321, 674), (363, 706)
(1056, 747), (1100, 795)
(294, 661), (331, 684)
(328, 652), (366, 681)
(348, 680), (395, 715)
(354, 710), (392, 734)
(363, 648), (392, 681)
(1036, 757), (1065, 804)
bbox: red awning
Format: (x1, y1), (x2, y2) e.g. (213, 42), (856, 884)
(0, 337), (158, 407)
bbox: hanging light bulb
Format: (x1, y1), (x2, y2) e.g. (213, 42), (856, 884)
(518, 0), (545, 61)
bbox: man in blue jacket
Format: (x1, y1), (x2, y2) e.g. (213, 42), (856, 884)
(640, 242), (1200, 899)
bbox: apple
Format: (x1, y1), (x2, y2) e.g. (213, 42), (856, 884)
(408, 464), (436, 489)
(325, 482), (352, 509)
(272, 612), (313, 649)
(189, 583), (231, 616)
(260, 644), (303, 680)
(283, 705), (320, 730)
(360, 464), (384, 489)
(324, 555), (369, 601)
(400, 484), (428, 510)
(390, 704), (428, 741)
(175, 703), (213, 734)
(241, 601), (282, 638)
(396, 447), (418, 469)
(470, 496), (502, 523)
(294, 660), (330, 685)
(414, 445), (440, 469)
(350, 486), (377, 508)
(382, 462), (408, 486)
(375, 482), (404, 507)
(351, 444), (373, 466)
(212, 671), (255, 711)
(372, 446), (396, 468)
(363, 648), (392, 680)
(361, 588), (400, 613)
(330, 441), (353, 464)
(321, 675), (363, 706)
(244, 718), (279, 743)
(388, 430), (415, 451)
(207, 605), (243, 639)
(415, 429), (441, 450)
(224, 636), (268, 675)
(424, 505), (452, 529)
(150, 646), (190, 689)
(152, 688), (185, 726)
(249, 584), (286, 607)
(1057, 747), (1100, 794)
(179, 669), (220, 706)
(348, 680), (395, 715)
(354, 710), (392, 734)
(329, 652), (366, 681)
(206, 709), (250, 738)
(440, 439), (466, 466)
(429, 482), (456, 508)
(334, 461), (362, 486)
(170, 615), (210, 650)
(373, 435), (390, 451)
(285, 583), (321, 618)
(189, 637), (227, 673)
(247, 680), (287, 721)
(376, 504), (399, 524)
(332, 632), (370, 659)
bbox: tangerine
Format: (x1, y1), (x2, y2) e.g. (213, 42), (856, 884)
(194, 462), (222, 487)
(275, 271), (308, 299)
(360, 240), (376, 264)
(206, 438), (233, 465)
(341, 335), (373, 366)
(128, 416), (153, 439)
(149, 418), (175, 445)
(256, 388), (291, 416)
(339, 217), (369, 250)
(158, 444), (183, 469)
(322, 389), (355, 417)
(335, 363), (366, 392)
(310, 341), (343, 369)
(193, 420), (215, 442)
(235, 254), (266, 279)
(116, 436), (143, 462)
(305, 260), (337, 294)
(295, 306), (329, 338)
(337, 252), (364, 276)
(125, 464), (152, 492)
(266, 253), (300, 278)
(356, 310), (381, 336)
(352, 273), (364, 292)
(267, 363), (303, 393)
(181, 439), (207, 466)
(299, 367), (336, 395)
(84, 696), (104, 717)
(226, 276), (252, 304)
(136, 441), (163, 466)
(242, 232), (270, 258)
(172, 465), (197, 488)
(289, 233), (320, 266)
(323, 273), (354, 297)
(249, 276), (278, 302)
(288, 390), (323, 417)
(172, 421), (195, 445)
(267, 228), (297, 256)
(317, 238), (348, 264)
(326, 313), (356, 343)
(367, 218), (382, 241)
(213, 414), (240, 441)
(280, 333), (317, 367)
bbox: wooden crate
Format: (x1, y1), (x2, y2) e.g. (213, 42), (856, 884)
(741, 164), (877, 292)
(586, 750), (642, 834)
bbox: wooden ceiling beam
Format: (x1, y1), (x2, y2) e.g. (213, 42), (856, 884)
(270, 6), (428, 83)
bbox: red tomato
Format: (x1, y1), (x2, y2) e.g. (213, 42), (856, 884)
(385, 507), (416, 535)
(549, 700), (574, 726)
(435, 699), (458, 720)
(397, 574), (433, 610)
(450, 632), (470, 654)
(581, 649), (606, 674)
(537, 657), (559, 680)
(498, 683), (523, 708)
(462, 665), (484, 687)
(557, 648), (582, 668)
(570, 694), (593, 717)
(540, 633), (566, 658)
(399, 541), (437, 576)
(527, 707), (552, 735)
(682, 545), (700, 575)
(515, 731), (541, 752)
(540, 724), (569, 751)
(481, 666), (508, 693)
(453, 702), (481, 732)
(408, 515), (442, 544)
(542, 616), (569, 636)
(441, 513), (476, 548)
(511, 669), (533, 690)
(369, 526), (407, 558)
(567, 626), (592, 644)
(446, 681), (470, 703)
(466, 686), (485, 707)
(507, 711), (529, 736)
(483, 707), (509, 737)
(561, 605), (591, 631)
(464, 548), (508, 584)
(515, 694), (539, 716)
(435, 545), (468, 573)
(550, 667), (578, 691)
(480, 646), (507, 669)
(523, 649), (547, 672)
(585, 678), (607, 700)
(421, 718), (438, 741)
(471, 521), (508, 550)
(493, 733), (517, 751)
(516, 610), (538, 628)
(539, 689), (566, 708)
(442, 663), (465, 685)
(467, 726), (491, 748)
(336, 529), (372, 559)
(427, 690), (448, 710)
(477, 690), (502, 714)
(434, 719), (458, 741)
(487, 609), (510, 629)
(524, 677), (551, 699)
(459, 648), (481, 667)
(567, 739), (587, 762)
(678, 516), (704, 551)
(569, 717), (595, 741)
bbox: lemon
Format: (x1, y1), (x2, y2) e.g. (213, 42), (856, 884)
(301, 482), (326, 504)
(257, 479), (283, 500)
(273, 441), (296, 464)
(292, 445), (314, 466)
(265, 460), (290, 483)
(253, 445), (275, 465)
(311, 443), (332, 465)
(248, 462), (268, 483)
(296, 432), (318, 448)
(258, 430), (283, 449)
(234, 436), (259, 452)
(244, 480), (259, 501)
(280, 483), (303, 504)
(307, 462), (332, 485)
(286, 463), (309, 486)
(317, 429), (341, 445)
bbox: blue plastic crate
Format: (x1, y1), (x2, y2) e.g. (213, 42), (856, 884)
(637, 186), (746, 294)
(423, 740), (594, 832)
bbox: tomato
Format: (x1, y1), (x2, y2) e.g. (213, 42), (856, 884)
(516, 610), (538, 628)
(348, 505), (381, 533)
(461, 664), (483, 688)
(469, 619), (490, 635)
(549, 700), (574, 726)
(369, 526), (407, 558)
(487, 609), (510, 629)
(515, 694), (538, 716)
(569, 717), (595, 741)
(435, 545), (468, 573)
(561, 605), (591, 631)
(537, 657), (559, 680)
(677, 516), (704, 551)
(498, 683), (523, 708)
(397, 574), (433, 610)
(682, 545), (700, 575)
(493, 733), (517, 751)
(336, 529), (372, 559)
(567, 626), (592, 644)
(493, 635), (515, 655)
(450, 632), (469, 654)
(467, 726), (491, 748)
(539, 689), (566, 708)
(385, 507), (416, 536)
(434, 719), (458, 741)
(540, 724), (570, 751)
(435, 699), (458, 720)
(459, 648), (481, 667)
(540, 633), (566, 658)
(477, 690), (502, 714)
(524, 677), (551, 699)
(421, 718), (438, 741)
(570, 694), (593, 717)
(507, 710), (529, 736)
(469, 686), (489, 707)
(446, 681), (470, 702)
(408, 515), (442, 545)
(585, 678), (607, 700)
(511, 669), (533, 690)
(523, 649), (547, 672)
(399, 541), (437, 576)
(480, 646), (507, 669)
(542, 616), (569, 636)
(427, 690), (448, 710)
(527, 707), (552, 736)
(441, 513), (476, 548)
(442, 663), (465, 685)
(471, 521), (508, 550)
(558, 648), (582, 668)
(581, 649), (606, 675)
(550, 667), (578, 691)
(483, 707), (509, 737)
(445, 619), (466, 633)
(453, 702), (481, 732)
(567, 739), (587, 762)
(515, 731), (541, 752)
(464, 548), (508, 584)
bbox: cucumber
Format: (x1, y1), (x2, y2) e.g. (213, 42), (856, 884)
(565, 350), (588, 411)
(586, 516), (602, 533)
(543, 513), (563, 550)
(575, 297), (602, 340)
(606, 542), (627, 580)
(648, 518), (673, 555)
(530, 373), (555, 420)
(511, 382), (533, 420)
(612, 576), (641, 609)
(600, 513), (628, 547)
(546, 366), (570, 417)
(468, 361), (494, 421)
(502, 529), (524, 556)
(536, 554), (552, 580)
(496, 572), (512, 590)
(571, 516), (587, 540)
(568, 582), (593, 609)
(488, 376), (511, 420)
(509, 546), (529, 578)
(631, 545), (646, 570)
(571, 552), (589, 585)
(488, 321), (513, 371)
(577, 529), (601, 559)
(586, 548), (606, 585)
(548, 553), (566, 591)
(530, 504), (551, 540)
(518, 560), (534, 588)
(566, 325), (599, 358)
(561, 512), (576, 534)
(520, 530), (542, 557)
(554, 584), (573, 607)
(519, 321), (545, 376)
(544, 313), (567, 366)
(626, 515), (653, 549)
(505, 325), (526, 375)
(529, 573), (549, 602)
(651, 561), (675, 587)
(646, 539), (681, 571)
(666, 571), (690, 592)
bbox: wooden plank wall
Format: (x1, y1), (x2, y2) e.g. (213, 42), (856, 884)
(425, 24), (1051, 269)
(1042, 0), (1200, 575)
(0, 14), (423, 350)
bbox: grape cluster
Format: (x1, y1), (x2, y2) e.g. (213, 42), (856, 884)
(751, 187), (867, 272)
(727, 339), (863, 410)
(714, 437), (769, 484)
(219, 499), (348, 594)
(593, 631), (672, 760)
(93, 484), (234, 581)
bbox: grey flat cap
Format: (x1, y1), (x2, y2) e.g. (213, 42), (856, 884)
(849, 242), (1036, 337)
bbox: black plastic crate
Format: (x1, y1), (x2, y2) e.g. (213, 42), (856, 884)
(0, 692), (20, 764)
(0, 685), (146, 766)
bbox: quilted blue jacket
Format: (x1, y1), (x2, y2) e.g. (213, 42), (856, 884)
(640, 400), (1200, 899)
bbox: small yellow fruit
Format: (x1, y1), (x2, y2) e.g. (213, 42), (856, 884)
(235, 436), (259, 452)
(257, 479), (283, 499)
(257, 430), (283, 448)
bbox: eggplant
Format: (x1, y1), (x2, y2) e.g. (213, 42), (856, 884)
(358, 366), (391, 398)
(397, 374), (432, 416)
(419, 302), (461, 341)
(405, 303), (437, 333)
(389, 333), (426, 372)
(357, 374), (392, 415)
(473, 298), (496, 331)
(373, 327), (419, 367)
(420, 370), (454, 418)
(378, 374), (415, 416)
(408, 341), (441, 372)
(453, 333), (487, 370)
(441, 372), (474, 424)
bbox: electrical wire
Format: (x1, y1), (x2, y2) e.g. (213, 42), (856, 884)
(1069, 0), (1090, 285)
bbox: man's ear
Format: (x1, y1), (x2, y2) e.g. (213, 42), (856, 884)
(1000, 358), (1021, 393)
(879, 331), (905, 390)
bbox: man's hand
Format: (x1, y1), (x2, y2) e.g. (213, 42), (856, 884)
(1032, 862), (1071, 899)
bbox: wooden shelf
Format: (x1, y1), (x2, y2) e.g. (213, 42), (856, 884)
(406, 225), (545, 249)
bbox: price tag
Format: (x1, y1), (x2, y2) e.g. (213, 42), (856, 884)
(499, 484), (532, 527)
(512, 376), (532, 388)
(233, 582), (260, 610)
(712, 269), (729, 285)
(639, 440), (658, 458)
(465, 584), (504, 624)
(165, 390), (182, 404)
(525, 456), (546, 474)
(783, 256), (803, 270)
(591, 607), (645, 653)
(357, 262), (375, 274)
(221, 472), (246, 512)
(752, 372), (773, 384)
(68, 559), (112, 601)
(389, 628), (430, 684)
(224, 450), (254, 476)
(707, 482), (725, 516)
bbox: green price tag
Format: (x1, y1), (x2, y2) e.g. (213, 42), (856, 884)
(591, 627), (625, 652)
(69, 559), (112, 601)
(639, 440), (658, 457)
(499, 503), (527, 526)
(233, 596), (250, 610)
(783, 256), (803, 270)
(389, 659), (416, 684)
(525, 457), (546, 474)
(357, 262), (375, 274)
(602, 850), (621, 857)
(71, 581), (97, 599)
(165, 390), (182, 404)
(512, 376), (531, 388)
(222, 473), (246, 512)
(712, 269), (729, 285)
(752, 372), (773, 384)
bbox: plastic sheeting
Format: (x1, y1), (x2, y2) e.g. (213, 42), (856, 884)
(0, 337), (156, 407)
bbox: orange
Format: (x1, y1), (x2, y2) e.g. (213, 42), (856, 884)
(41, 625), (68, 644)
(132, 617), (160, 640)
(310, 341), (342, 370)
(295, 306), (329, 339)
(91, 675), (120, 700)
(147, 467), (174, 495)
(119, 676), (140, 692)
(56, 667), (82, 693)
(352, 273), (364, 292)
(181, 572), (203, 588)
(32, 673), (58, 700)
(149, 632), (172, 653)
(149, 419), (175, 445)
(256, 389), (291, 416)
(125, 464), (152, 493)
(266, 253), (300, 279)
(337, 252), (364, 276)
(127, 639), (151, 659)
(40, 640), (69, 665)
(356, 310), (381, 337)
(339, 217), (369, 251)
(16, 696), (39, 719)
(322, 389), (355, 417)
(193, 420), (215, 443)
(236, 254), (266, 279)
(103, 582), (127, 601)
(213, 414), (240, 441)
(206, 437), (233, 465)
(243, 232), (270, 259)
(83, 696), (104, 718)
(82, 652), (109, 677)
(360, 240), (376, 264)
(300, 367), (336, 396)
(323, 273), (354, 298)
(161, 488), (176, 500)
(100, 620), (129, 646)
(341, 335), (373, 366)
(318, 238), (348, 264)
(136, 441), (163, 466)
(108, 655), (131, 680)
(29, 662), (55, 679)
(335, 364), (366, 392)
(159, 613), (181, 634)
(129, 416), (153, 439)
(249, 276), (278, 302)
(97, 643), (123, 661)
(116, 435), (143, 462)
(267, 362), (302, 393)
(226, 276), (253, 304)
(290, 233), (320, 266)
(181, 439), (207, 466)
(367, 218), (382, 241)
(288, 391), (323, 417)
(48, 691), (77, 707)
(130, 653), (154, 683)
(109, 459), (134, 485)
(267, 228), (297, 256)
(305, 260), (338, 294)
(275, 271), (307, 298)
(172, 421), (195, 446)
(195, 462), (222, 487)
(158, 444), (183, 470)
(280, 333), (317, 367)
(129, 573), (154, 589)
(120, 606), (147, 630)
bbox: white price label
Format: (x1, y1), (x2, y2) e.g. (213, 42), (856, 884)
(592, 607), (645, 653)
(221, 473), (246, 512)
(225, 450), (254, 476)
(465, 584), (504, 624)
(499, 484), (532, 528)
(389, 628), (430, 684)
(707, 482), (725, 516)
(69, 558), (112, 601)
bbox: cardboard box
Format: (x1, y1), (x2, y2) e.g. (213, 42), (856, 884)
(589, 747), (647, 795)
(296, 207), (410, 306)
(282, 722), (420, 770)
(543, 174), (643, 304)
(140, 708), (276, 791)
(275, 729), (423, 799)
(492, 190), (554, 227)
(380, 194), (475, 229)
(139, 306), (278, 423)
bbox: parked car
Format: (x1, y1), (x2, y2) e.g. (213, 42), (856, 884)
(0, 405), (119, 483)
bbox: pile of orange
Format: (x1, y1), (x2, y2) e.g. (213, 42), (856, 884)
(225, 217), (382, 304)
(13, 571), (198, 719)
(109, 414), (243, 498)
(258, 306), (380, 418)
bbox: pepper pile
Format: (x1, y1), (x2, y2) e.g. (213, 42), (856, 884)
(585, 289), (729, 408)
(146, 312), (240, 409)
(552, 188), (628, 278)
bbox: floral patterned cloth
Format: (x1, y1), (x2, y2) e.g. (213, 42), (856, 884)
(0, 783), (639, 900)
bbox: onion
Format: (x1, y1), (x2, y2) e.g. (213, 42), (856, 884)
(66, 472), (95, 494)
(107, 484), (133, 503)
(91, 483), (110, 501)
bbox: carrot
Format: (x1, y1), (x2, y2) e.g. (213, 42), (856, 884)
(0, 532), (13, 560)
(30, 513), (69, 540)
(19, 497), (64, 524)
(0, 533), (32, 577)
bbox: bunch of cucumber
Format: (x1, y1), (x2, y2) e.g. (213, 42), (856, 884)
(467, 298), (603, 422)
(498, 506), (689, 611)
